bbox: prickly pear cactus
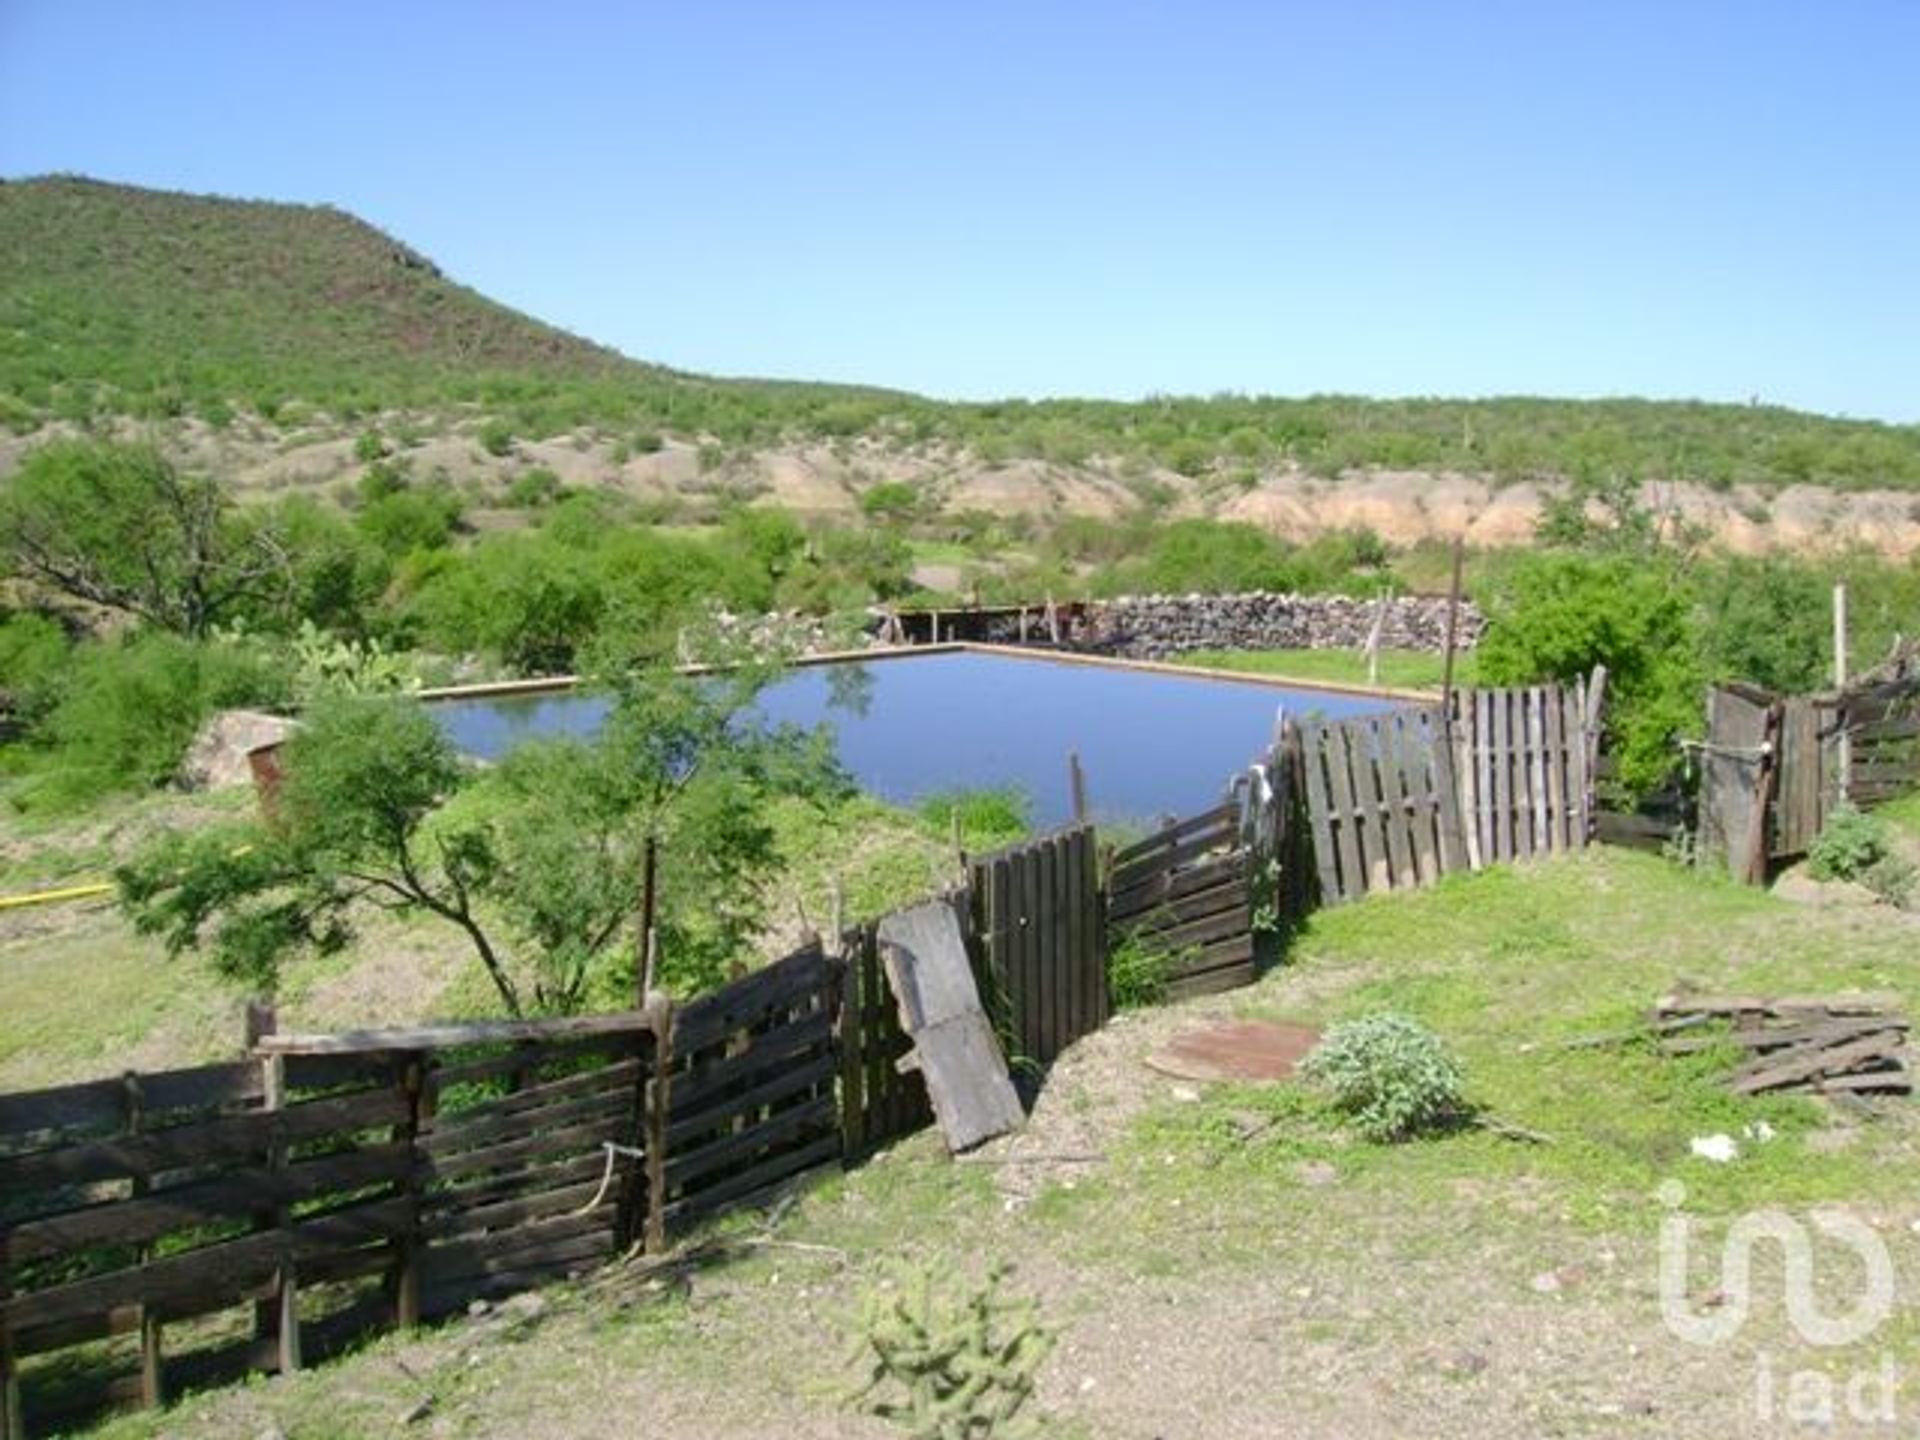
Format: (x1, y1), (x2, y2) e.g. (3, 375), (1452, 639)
(842, 1262), (1057, 1439)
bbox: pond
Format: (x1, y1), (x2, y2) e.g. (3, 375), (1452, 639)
(430, 649), (1407, 827)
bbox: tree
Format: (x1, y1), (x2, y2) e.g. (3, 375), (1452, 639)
(118, 670), (846, 1016)
(0, 440), (291, 637)
(1476, 551), (1704, 796)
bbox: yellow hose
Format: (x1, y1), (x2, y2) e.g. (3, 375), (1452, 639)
(0, 880), (114, 911)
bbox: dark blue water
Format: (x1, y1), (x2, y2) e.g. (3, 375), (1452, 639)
(431, 652), (1400, 826)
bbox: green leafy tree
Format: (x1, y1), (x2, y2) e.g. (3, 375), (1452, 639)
(0, 440), (293, 637)
(119, 673), (846, 1015)
(1476, 551), (1703, 795)
(1691, 554), (1830, 694)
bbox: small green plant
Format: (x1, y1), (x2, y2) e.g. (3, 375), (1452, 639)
(843, 1262), (1056, 1439)
(507, 465), (563, 507)
(478, 418), (515, 457)
(1860, 853), (1917, 910)
(1106, 929), (1179, 1010)
(1807, 803), (1890, 882)
(1299, 1013), (1466, 1142)
(288, 621), (421, 702)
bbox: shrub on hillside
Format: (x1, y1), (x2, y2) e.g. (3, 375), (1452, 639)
(23, 632), (292, 808)
(478, 419), (515, 457)
(357, 487), (463, 557)
(1299, 1013), (1466, 1142)
(1807, 804), (1890, 882)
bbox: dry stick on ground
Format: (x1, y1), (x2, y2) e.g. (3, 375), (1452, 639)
(1476, 1116), (1555, 1145)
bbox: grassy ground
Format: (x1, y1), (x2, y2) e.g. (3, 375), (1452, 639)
(68, 845), (1920, 1439)
(1178, 646), (1480, 692)
(0, 785), (1025, 1090)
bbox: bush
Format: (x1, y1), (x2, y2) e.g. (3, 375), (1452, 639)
(506, 466), (563, 508)
(478, 418), (515, 457)
(1106, 930), (1178, 1010)
(1299, 1013), (1466, 1141)
(0, 612), (72, 732)
(1093, 519), (1302, 596)
(24, 633), (292, 808)
(357, 487), (462, 557)
(915, 788), (1030, 851)
(1806, 803), (1890, 882)
(1476, 551), (1703, 798)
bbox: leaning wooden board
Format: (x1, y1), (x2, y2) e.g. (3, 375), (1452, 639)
(876, 901), (1024, 1153)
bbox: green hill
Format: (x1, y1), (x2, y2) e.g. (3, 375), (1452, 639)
(4, 174), (1920, 493)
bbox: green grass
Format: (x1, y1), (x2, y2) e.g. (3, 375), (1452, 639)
(1089, 853), (1918, 1233)
(1179, 646), (1479, 691)
(1879, 788), (1920, 841)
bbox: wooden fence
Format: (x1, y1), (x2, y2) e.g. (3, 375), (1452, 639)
(1700, 674), (1920, 881)
(969, 826), (1108, 1070)
(1449, 679), (1601, 870)
(0, 1007), (665, 1437)
(1292, 676), (1603, 906)
(664, 946), (843, 1231)
(1, 941), (862, 1437)
(1831, 676), (1920, 809)
(1298, 707), (1467, 904)
(1106, 803), (1258, 998)
(836, 920), (933, 1158)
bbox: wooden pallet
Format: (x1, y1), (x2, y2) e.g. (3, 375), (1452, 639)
(1654, 994), (1912, 1096)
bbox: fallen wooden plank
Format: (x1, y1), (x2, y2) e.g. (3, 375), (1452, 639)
(1656, 992), (1903, 1018)
(1661, 1014), (1908, 1056)
(259, 1010), (658, 1055)
(877, 901), (1024, 1153)
(1730, 1030), (1907, 1095)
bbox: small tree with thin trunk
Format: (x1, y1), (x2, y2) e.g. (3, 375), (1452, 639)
(118, 669), (844, 1015)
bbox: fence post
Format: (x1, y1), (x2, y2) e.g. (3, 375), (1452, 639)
(1, 1227), (20, 1440)
(394, 1055), (426, 1329)
(835, 940), (866, 1157)
(262, 1051), (301, 1374)
(123, 1071), (164, 1409)
(1834, 582), (1852, 801)
(1068, 750), (1088, 823)
(1583, 664), (1609, 841)
(644, 998), (674, 1255)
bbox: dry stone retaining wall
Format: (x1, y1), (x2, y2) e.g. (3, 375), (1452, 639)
(943, 593), (1484, 660)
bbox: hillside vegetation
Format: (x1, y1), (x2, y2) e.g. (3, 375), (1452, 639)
(5, 176), (1920, 495)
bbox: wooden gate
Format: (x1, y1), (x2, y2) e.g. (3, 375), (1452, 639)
(1299, 707), (1467, 904)
(970, 826), (1108, 1070)
(1448, 679), (1601, 869)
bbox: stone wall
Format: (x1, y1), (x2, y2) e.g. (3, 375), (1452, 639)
(946, 593), (1485, 661)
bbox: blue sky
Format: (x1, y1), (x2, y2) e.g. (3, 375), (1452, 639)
(2, 2), (1916, 421)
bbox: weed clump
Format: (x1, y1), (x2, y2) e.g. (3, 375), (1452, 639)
(1808, 803), (1891, 883)
(843, 1262), (1055, 1439)
(1299, 1012), (1466, 1142)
